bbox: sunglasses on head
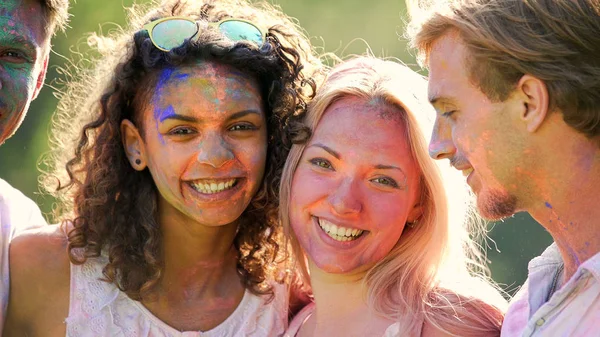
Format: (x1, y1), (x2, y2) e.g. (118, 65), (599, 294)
(142, 16), (266, 52)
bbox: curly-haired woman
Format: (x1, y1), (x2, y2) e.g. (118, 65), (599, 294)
(3, 0), (320, 336)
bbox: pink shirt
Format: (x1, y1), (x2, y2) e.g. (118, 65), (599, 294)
(284, 302), (422, 337)
(502, 243), (600, 337)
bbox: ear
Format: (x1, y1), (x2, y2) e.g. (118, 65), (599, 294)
(407, 203), (424, 224)
(32, 54), (49, 100)
(516, 75), (549, 133)
(121, 119), (147, 171)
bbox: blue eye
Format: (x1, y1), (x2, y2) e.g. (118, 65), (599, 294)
(309, 158), (332, 170)
(371, 177), (399, 188)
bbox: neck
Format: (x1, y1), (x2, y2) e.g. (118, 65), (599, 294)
(527, 134), (600, 282)
(156, 201), (241, 301)
(304, 261), (392, 336)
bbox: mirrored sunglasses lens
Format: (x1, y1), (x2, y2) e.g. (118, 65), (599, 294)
(152, 19), (197, 50)
(218, 20), (263, 45)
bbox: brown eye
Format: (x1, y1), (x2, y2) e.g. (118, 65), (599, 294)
(169, 126), (195, 135)
(229, 123), (256, 131)
(1, 50), (28, 63)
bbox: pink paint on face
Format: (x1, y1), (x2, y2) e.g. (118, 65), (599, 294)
(0, 0), (49, 144)
(289, 97), (422, 274)
(140, 62), (267, 227)
(427, 32), (525, 220)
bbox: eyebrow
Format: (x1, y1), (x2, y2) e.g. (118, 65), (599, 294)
(159, 109), (261, 123)
(0, 35), (37, 52)
(309, 143), (340, 159)
(428, 94), (457, 106)
(309, 145), (406, 174)
(160, 113), (198, 123)
(227, 109), (261, 121)
(374, 164), (406, 174)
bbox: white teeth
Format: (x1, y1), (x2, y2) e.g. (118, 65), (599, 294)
(191, 179), (237, 194)
(318, 218), (364, 242)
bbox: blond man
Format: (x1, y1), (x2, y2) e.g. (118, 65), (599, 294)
(408, 0), (600, 336)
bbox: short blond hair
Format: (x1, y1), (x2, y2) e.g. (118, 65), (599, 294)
(39, 0), (70, 35)
(408, 0), (600, 139)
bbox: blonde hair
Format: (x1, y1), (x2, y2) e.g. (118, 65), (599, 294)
(280, 56), (506, 336)
(39, 0), (70, 35)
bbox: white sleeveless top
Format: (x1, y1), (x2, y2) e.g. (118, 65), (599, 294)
(284, 302), (423, 337)
(65, 254), (287, 337)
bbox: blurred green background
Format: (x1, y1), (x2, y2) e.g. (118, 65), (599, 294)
(0, 0), (552, 297)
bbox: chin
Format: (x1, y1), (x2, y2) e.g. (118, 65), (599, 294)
(477, 189), (518, 221)
(191, 205), (249, 227)
(202, 214), (245, 227)
(313, 260), (353, 274)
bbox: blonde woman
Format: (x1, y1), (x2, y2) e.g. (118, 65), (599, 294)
(280, 56), (507, 337)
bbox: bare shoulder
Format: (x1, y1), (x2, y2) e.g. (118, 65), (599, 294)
(4, 224), (71, 336)
(10, 224), (70, 280)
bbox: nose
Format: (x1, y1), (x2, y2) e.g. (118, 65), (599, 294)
(327, 178), (362, 216)
(196, 133), (234, 168)
(429, 119), (456, 160)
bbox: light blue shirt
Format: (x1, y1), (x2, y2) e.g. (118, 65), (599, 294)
(502, 243), (600, 337)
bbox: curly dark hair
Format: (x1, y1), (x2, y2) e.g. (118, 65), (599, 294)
(43, 0), (321, 301)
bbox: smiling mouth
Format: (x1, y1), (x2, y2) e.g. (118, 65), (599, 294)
(318, 218), (365, 242)
(189, 178), (238, 194)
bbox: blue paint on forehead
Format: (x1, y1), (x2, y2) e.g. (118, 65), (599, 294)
(158, 105), (176, 123)
(153, 67), (177, 144)
(173, 72), (190, 81)
(153, 67), (175, 118)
